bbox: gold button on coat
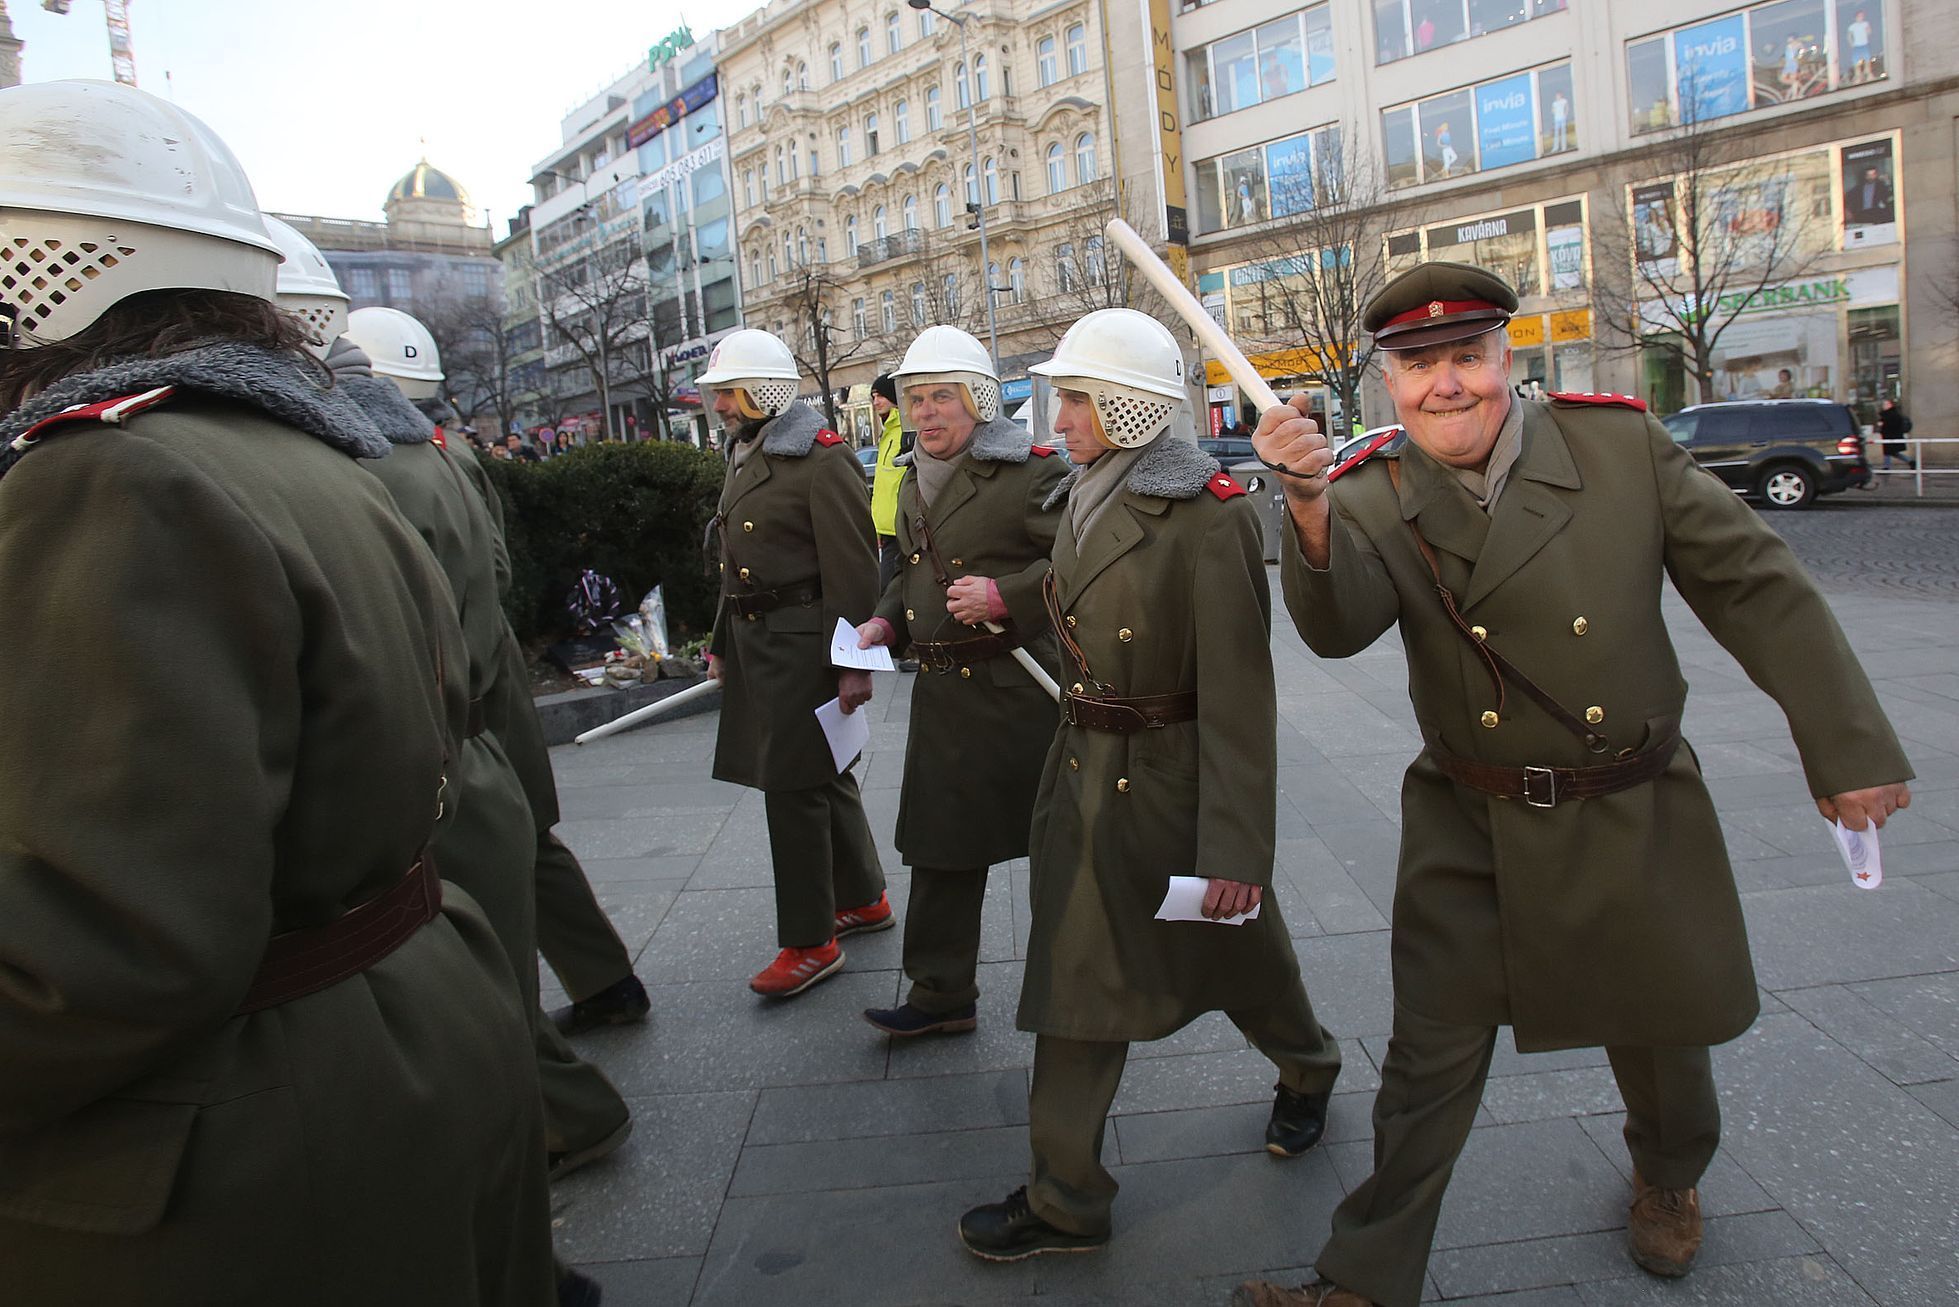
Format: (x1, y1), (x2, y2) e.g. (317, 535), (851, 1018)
(909, 552), (921, 564)
(1117, 628), (1133, 642)
(742, 520), (754, 532)
(1065, 615), (1077, 628)
(1068, 757), (1079, 770)
(905, 608), (916, 620)
(951, 558), (963, 567)
(960, 666), (972, 679)
(1070, 682), (1084, 695)
(1471, 625), (1487, 641)
(1480, 710), (1500, 728)
(1572, 616), (1589, 636)
(738, 567), (751, 582)
(1115, 778), (1130, 793)
(1585, 705), (1605, 725)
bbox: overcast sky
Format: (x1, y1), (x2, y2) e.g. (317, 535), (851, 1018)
(8, 0), (755, 238)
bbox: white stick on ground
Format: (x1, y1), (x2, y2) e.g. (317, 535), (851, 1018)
(573, 677), (722, 745)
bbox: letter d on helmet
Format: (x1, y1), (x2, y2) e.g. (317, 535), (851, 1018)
(345, 306), (444, 399)
(1029, 309), (1186, 449)
(0, 79), (281, 349)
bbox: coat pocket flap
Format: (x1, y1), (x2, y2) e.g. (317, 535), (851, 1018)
(0, 1097), (197, 1234)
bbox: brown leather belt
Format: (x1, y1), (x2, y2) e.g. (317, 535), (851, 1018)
(913, 627), (1022, 671)
(725, 580), (822, 621)
(464, 695), (487, 739)
(1063, 689), (1198, 733)
(236, 854), (442, 1014)
(1428, 731), (1680, 808)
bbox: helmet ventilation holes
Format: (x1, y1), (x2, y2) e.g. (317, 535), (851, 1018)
(1, 236), (139, 333)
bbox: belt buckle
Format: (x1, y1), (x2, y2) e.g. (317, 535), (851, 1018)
(1522, 765), (1558, 808)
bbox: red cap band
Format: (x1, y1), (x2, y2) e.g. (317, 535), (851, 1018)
(1382, 298), (1505, 330)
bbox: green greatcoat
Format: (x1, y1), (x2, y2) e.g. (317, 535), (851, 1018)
(873, 416), (1067, 867)
(0, 380), (551, 1306)
(1281, 397), (1914, 1052)
(710, 402), (880, 791)
(1018, 437), (1304, 1042)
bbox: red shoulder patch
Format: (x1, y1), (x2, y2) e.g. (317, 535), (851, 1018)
(1327, 426), (1402, 483)
(1549, 391), (1648, 413)
(1205, 472), (1248, 501)
(14, 385), (177, 448)
(813, 428), (847, 447)
(1028, 443), (1057, 458)
(430, 426), (448, 448)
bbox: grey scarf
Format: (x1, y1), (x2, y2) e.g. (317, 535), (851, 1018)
(913, 440), (971, 509)
(1067, 445), (1146, 545)
(1450, 392), (1524, 513)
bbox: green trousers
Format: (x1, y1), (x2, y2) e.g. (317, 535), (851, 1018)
(1315, 1001), (1720, 1307)
(903, 865), (987, 1014)
(1027, 981), (1344, 1235)
(534, 829), (635, 1003)
(764, 771), (885, 948)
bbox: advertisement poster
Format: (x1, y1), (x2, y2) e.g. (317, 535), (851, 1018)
(1477, 73), (1538, 171)
(1547, 223), (1586, 290)
(1632, 182), (1678, 272)
(1673, 15), (1748, 122)
(1841, 138), (1897, 247)
(1265, 134), (1315, 217)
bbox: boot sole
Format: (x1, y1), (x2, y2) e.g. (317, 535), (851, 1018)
(835, 915), (896, 938)
(957, 1230), (1107, 1263)
(548, 1114), (633, 1183)
(551, 1005), (652, 1036)
(1628, 1242), (1695, 1279)
(862, 1012), (978, 1037)
(1265, 1139), (1319, 1158)
(751, 950), (846, 997)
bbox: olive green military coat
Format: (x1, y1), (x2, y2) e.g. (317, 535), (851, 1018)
(874, 417), (1067, 867)
(1282, 397), (1913, 1052)
(1018, 438), (1304, 1042)
(710, 402), (880, 792)
(0, 371), (551, 1305)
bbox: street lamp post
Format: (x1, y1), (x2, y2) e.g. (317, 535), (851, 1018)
(907, 0), (1000, 368)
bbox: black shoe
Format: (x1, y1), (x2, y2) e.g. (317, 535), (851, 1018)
(863, 1001), (978, 1037)
(1265, 1084), (1332, 1158)
(556, 1265), (603, 1307)
(958, 1187), (1108, 1262)
(550, 974), (651, 1036)
(897, 658), (920, 672)
(548, 1113), (633, 1183)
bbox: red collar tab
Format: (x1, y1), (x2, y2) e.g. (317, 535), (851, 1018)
(1206, 471), (1247, 501)
(1384, 298), (1503, 330)
(1549, 391), (1648, 412)
(1028, 443), (1057, 458)
(1328, 426), (1403, 483)
(814, 428), (847, 447)
(430, 426), (448, 448)
(12, 385), (177, 450)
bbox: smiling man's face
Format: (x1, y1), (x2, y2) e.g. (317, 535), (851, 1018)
(1382, 328), (1515, 470)
(905, 382), (978, 459)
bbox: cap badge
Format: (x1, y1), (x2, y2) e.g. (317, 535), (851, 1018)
(1426, 301), (1445, 318)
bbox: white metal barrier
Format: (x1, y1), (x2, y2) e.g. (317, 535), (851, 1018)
(1864, 436), (1959, 497)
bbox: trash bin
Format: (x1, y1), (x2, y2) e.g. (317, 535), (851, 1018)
(1230, 459), (1290, 564)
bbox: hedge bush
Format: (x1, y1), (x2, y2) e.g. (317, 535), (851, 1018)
(477, 441), (726, 645)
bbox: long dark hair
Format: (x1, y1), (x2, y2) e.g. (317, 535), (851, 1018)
(1, 289), (321, 412)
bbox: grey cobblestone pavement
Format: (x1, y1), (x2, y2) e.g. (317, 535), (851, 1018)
(545, 506), (1959, 1306)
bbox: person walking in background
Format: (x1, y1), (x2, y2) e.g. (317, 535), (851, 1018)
(1877, 398), (1915, 471)
(870, 372), (907, 590)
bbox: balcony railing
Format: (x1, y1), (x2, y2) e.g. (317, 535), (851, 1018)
(856, 228), (928, 271)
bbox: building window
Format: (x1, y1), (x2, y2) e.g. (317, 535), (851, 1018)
(919, 9), (935, 37)
(956, 62), (970, 109)
(887, 12), (902, 54)
(1381, 61), (1574, 188)
(810, 146), (821, 177)
(749, 251), (762, 286)
(867, 112), (881, 156)
(1038, 36), (1058, 87)
(1086, 235), (1106, 285)
(1075, 133), (1097, 184)
(874, 205), (888, 239)
(983, 156), (999, 204)
(1057, 243), (1077, 292)
(737, 92), (749, 128)
(912, 281), (928, 323)
(830, 43), (844, 82)
(853, 297), (868, 337)
(927, 86), (943, 130)
(1374, 0), (1562, 67)
(387, 267), (412, 300)
(858, 27), (872, 68)
(1009, 257), (1026, 303)
(768, 248), (779, 279)
(1188, 4), (1336, 123)
(797, 61), (809, 90)
(1066, 22), (1088, 76)
(896, 98), (911, 143)
(934, 184), (952, 227)
(846, 215), (860, 255)
(942, 272), (960, 317)
(348, 267), (377, 298)
(974, 54), (991, 101)
(838, 125), (853, 168)
(882, 289), (898, 332)
(988, 260), (1002, 307)
(1046, 143), (1066, 193)
(964, 163), (978, 206)
(1626, 0), (1885, 135)
(1194, 122), (1343, 233)
(903, 194), (919, 229)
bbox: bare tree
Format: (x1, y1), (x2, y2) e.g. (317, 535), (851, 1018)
(772, 261), (916, 430)
(1226, 129), (1402, 437)
(1593, 77), (1828, 405)
(536, 236), (654, 440)
(418, 286), (527, 436)
(1023, 179), (1181, 348)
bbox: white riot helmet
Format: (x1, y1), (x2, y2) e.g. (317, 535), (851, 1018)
(695, 328), (802, 420)
(263, 215), (349, 360)
(892, 325), (1000, 423)
(345, 306), (443, 399)
(0, 79), (280, 350)
(1029, 309), (1187, 449)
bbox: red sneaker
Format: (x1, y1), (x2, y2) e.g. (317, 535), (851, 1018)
(749, 942), (845, 997)
(835, 893), (895, 937)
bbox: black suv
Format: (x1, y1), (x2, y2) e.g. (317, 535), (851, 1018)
(1659, 400), (1869, 509)
(1199, 435), (1257, 462)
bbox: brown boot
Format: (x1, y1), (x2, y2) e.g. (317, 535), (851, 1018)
(1229, 1280), (1373, 1307)
(1627, 1170), (1703, 1278)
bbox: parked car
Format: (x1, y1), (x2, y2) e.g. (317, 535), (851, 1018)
(1198, 435), (1257, 463)
(855, 445), (878, 485)
(1659, 400), (1869, 509)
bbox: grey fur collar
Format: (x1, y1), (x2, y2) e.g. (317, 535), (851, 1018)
(1043, 435), (1220, 510)
(896, 415), (1032, 467)
(339, 373), (436, 446)
(760, 401), (826, 456)
(0, 342), (388, 476)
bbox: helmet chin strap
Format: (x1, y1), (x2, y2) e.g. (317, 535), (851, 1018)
(734, 387), (769, 421)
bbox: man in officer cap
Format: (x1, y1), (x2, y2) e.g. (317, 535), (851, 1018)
(1234, 263), (1913, 1307)
(854, 325), (1066, 1037)
(957, 309), (1342, 1262)
(699, 329), (889, 998)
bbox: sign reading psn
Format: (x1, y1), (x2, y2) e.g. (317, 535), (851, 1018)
(1674, 15), (1748, 122)
(1476, 74), (1536, 171)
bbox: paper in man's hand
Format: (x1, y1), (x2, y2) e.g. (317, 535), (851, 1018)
(830, 618), (896, 672)
(1832, 820), (1883, 890)
(1154, 875), (1261, 925)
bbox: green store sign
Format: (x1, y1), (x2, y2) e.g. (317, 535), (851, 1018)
(648, 25), (695, 70)
(1697, 277), (1850, 322)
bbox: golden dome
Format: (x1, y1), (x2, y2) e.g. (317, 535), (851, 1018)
(387, 158), (469, 207)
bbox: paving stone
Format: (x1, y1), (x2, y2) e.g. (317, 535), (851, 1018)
(882, 961), (1037, 1081)
(555, 810), (730, 860)
(1430, 1209), (1819, 1300)
(1294, 929), (1395, 1039)
(571, 1256), (701, 1304)
(1308, 820), (1403, 922)
(1778, 983), (1959, 1086)
(1913, 869), (1959, 903)
(1275, 837), (1390, 935)
(557, 779), (746, 819)
(1480, 1064), (1631, 1125)
(729, 1122), (1045, 1196)
(1903, 1077), (1959, 1129)
(1112, 1040), (1378, 1117)
(640, 888), (794, 983)
(549, 1091), (753, 1262)
(1430, 1289), (1585, 1307)
(1741, 880), (1959, 992)
(1847, 972), (1959, 1063)
(588, 883), (681, 960)
(1112, 1086), (1377, 1164)
(1571, 1254), (1878, 1305)
(577, 854), (701, 885)
(748, 1068), (1029, 1146)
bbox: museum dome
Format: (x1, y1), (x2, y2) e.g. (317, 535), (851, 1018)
(388, 159), (469, 208)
